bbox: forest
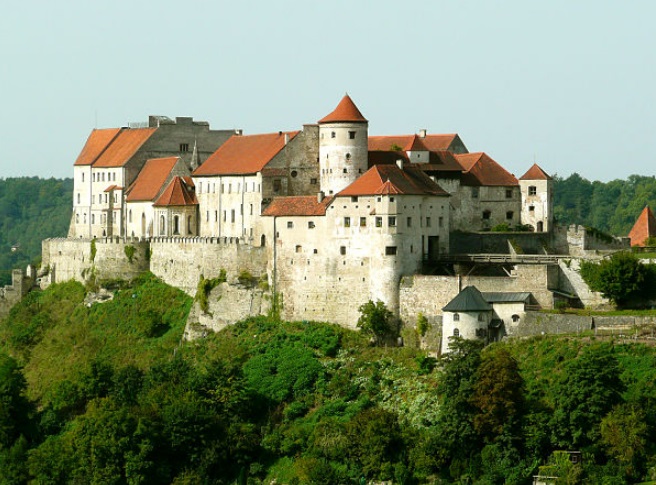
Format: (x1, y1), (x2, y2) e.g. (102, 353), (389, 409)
(1, 273), (656, 484)
(0, 177), (72, 286)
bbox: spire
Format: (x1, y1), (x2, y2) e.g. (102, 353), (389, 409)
(318, 94), (368, 124)
(190, 138), (199, 170)
(628, 205), (656, 247)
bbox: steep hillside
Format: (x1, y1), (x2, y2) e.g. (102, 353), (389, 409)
(2, 274), (656, 483)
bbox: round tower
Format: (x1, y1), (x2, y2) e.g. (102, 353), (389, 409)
(318, 95), (369, 195)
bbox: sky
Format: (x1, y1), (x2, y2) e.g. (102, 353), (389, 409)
(1, 1), (655, 182)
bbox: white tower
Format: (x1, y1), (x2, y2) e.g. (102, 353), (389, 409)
(519, 163), (553, 232)
(318, 95), (369, 195)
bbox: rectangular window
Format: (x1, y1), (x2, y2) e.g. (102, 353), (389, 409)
(426, 216), (431, 227)
(482, 210), (491, 220)
(351, 196), (358, 202)
(528, 186), (537, 196)
(273, 179), (282, 193)
(331, 132), (336, 139)
(344, 217), (351, 227)
(231, 209), (235, 223)
(340, 246), (346, 255)
(287, 221), (293, 229)
(228, 183), (231, 193)
(250, 204), (253, 215)
(407, 217), (412, 227)
(385, 246), (397, 255)
(206, 211), (209, 222)
(180, 143), (189, 152)
(388, 216), (396, 227)
(472, 187), (479, 199)
(529, 205), (535, 212)
(310, 178), (318, 185)
(349, 131), (356, 139)
(505, 188), (513, 199)
(308, 221), (315, 229)
(506, 211), (514, 220)
(375, 216), (382, 227)
(360, 217), (366, 227)
(439, 216), (444, 227)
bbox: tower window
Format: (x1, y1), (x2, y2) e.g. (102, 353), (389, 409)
(506, 188), (513, 199)
(453, 313), (460, 322)
(348, 131), (356, 139)
(180, 143), (189, 152)
(529, 205), (535, 212)
(308, 221), (315, 229)
(340, 246), (346, 255)
(472, 187), (479, 199)
(287, 221), (294, 229)
(343, 168), (348, 174)
(385, 246), (397, 255)
(345, 153), (351, 160)
(529, 186), (537, 196)
(331, 131), (336, 138)
(310, 178), (317, 185)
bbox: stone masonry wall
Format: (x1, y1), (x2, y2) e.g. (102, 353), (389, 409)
(0, 269), (31, 320)
(149, 237), (268, 295)
(42, 238), (150, 284)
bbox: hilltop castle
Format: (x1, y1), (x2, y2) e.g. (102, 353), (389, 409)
(35, 93), (637, 352)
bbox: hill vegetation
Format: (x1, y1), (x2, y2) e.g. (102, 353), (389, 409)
(0, 177), (72, 286)
(2, 274), (656, 483)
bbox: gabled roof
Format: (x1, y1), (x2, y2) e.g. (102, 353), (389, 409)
(193, 131), (299, 176)
(93, 128), (157, 168)
(481, 292), (532, 303)
(318, 95), (368, 124)
(369, 134), (461, 152)
(125, 157), (179, 202)
(261, 195), (334, 217)
(455, 152), (518, 187)
(103, 185), (123, 192)
(154, 177), (198, 207)
(74, 128), (122, 166)
(519, 163), (552, 181)
(628, 206), (656, 247)
(338, 164), (449, 197)
(443, 286), (492, 312)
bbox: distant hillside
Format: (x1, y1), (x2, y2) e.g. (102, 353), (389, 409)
(553, 173), (656, 236)
(0, 177), (72, 285)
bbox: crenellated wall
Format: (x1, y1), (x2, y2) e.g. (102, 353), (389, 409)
(149, 236), (267, 295)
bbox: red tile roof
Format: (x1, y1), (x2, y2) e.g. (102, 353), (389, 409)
(103, 185), (123, 192)
(262, 195), (334, 217)
(93, 128), (157, 168)
(455, 152), (518, 187)
(126, 157), (179, 202)
(628, 206), (656, 247)
(339, 164), (449, 197)
(193, 131), (299, 176)
(519, 163), (552, 180)
(74, 128), (122, 166)
(154, 176), (198, 207)
(369, 134), (460, 152)
(369, 150), (462, 172)
(318, 95), (368, 124)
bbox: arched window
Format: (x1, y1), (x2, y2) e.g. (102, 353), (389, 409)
(160, 215), (166, 235)
(453, 328), (460, 337)
(512, 314), (520, 323)
(453, 313), (460, 322)
(173, 215), (180, 235)
(537, 221), (544, 232)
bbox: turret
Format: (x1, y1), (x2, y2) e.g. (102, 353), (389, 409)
(519, 163), (553, 232)
(318, 95), (369, 195)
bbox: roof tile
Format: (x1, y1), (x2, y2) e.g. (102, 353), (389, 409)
(193, 131), (299, 176)
(339, 164), (449, 197)
(262, 195), (334, 217)
(519, 163), (552, 180)
(628, 206), (656, 246)
(126, 157), (179, 202)
(455, 152), (518, 186)
(154, 176), (198, 207)
(369, 134), (460, 152)
(74, 128), (122, 166)
(318, 95), (368, 124)
(93, 128), (157, 168)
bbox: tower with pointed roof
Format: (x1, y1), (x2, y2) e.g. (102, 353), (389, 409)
(318, 95), (369, 195)
(628, 206), (656, 247)
(519, 163), (553, 232)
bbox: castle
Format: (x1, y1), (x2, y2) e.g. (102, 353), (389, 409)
(38, 95), (633, 351)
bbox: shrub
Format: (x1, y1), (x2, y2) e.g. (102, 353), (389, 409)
(123, 245), (135, 263)
(357, 300), (395, 342)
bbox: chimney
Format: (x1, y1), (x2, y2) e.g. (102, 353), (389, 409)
(317, 191), (325, 203)
(419, 129), (427, 138)
(396, 159), (404, 171)
(235, 129), (243, 136)
(284, 133), (289, 145)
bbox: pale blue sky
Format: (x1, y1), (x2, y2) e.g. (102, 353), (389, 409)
(2, 1), (654, 181)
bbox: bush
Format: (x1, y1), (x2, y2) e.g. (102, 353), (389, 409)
(357, 300), (395, 342)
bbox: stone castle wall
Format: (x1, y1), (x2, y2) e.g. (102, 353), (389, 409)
(42, 237), (150, 284)
(0, 269), (31, 320)
(149, 237), (268, 295)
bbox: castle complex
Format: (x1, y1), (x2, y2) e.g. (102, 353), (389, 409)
(38, 95), (633, 350)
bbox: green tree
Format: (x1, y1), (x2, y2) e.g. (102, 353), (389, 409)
(551, 343), (624, 449)
(600, 404), (648, 480)
(580, 251), (650, 307)
(357, 300), (395, 342)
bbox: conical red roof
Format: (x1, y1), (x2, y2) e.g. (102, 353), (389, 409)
(519, 163), (552, 180)
(154, 177), (198, 207)
(628, 206), (656, 247)
(318, 95), (368, 124)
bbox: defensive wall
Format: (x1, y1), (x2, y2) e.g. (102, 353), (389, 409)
(0, 269), (32, 320)
(42, 237), (150, 285)
(149, 236), (267, 295)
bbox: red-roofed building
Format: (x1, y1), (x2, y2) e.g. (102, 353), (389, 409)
(628, 206), (656, 247)
(70, 116), (236, 238)
(152, 177), (199, 237)
(519, 163), (553, 232)
(192, 127), (320, 241)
